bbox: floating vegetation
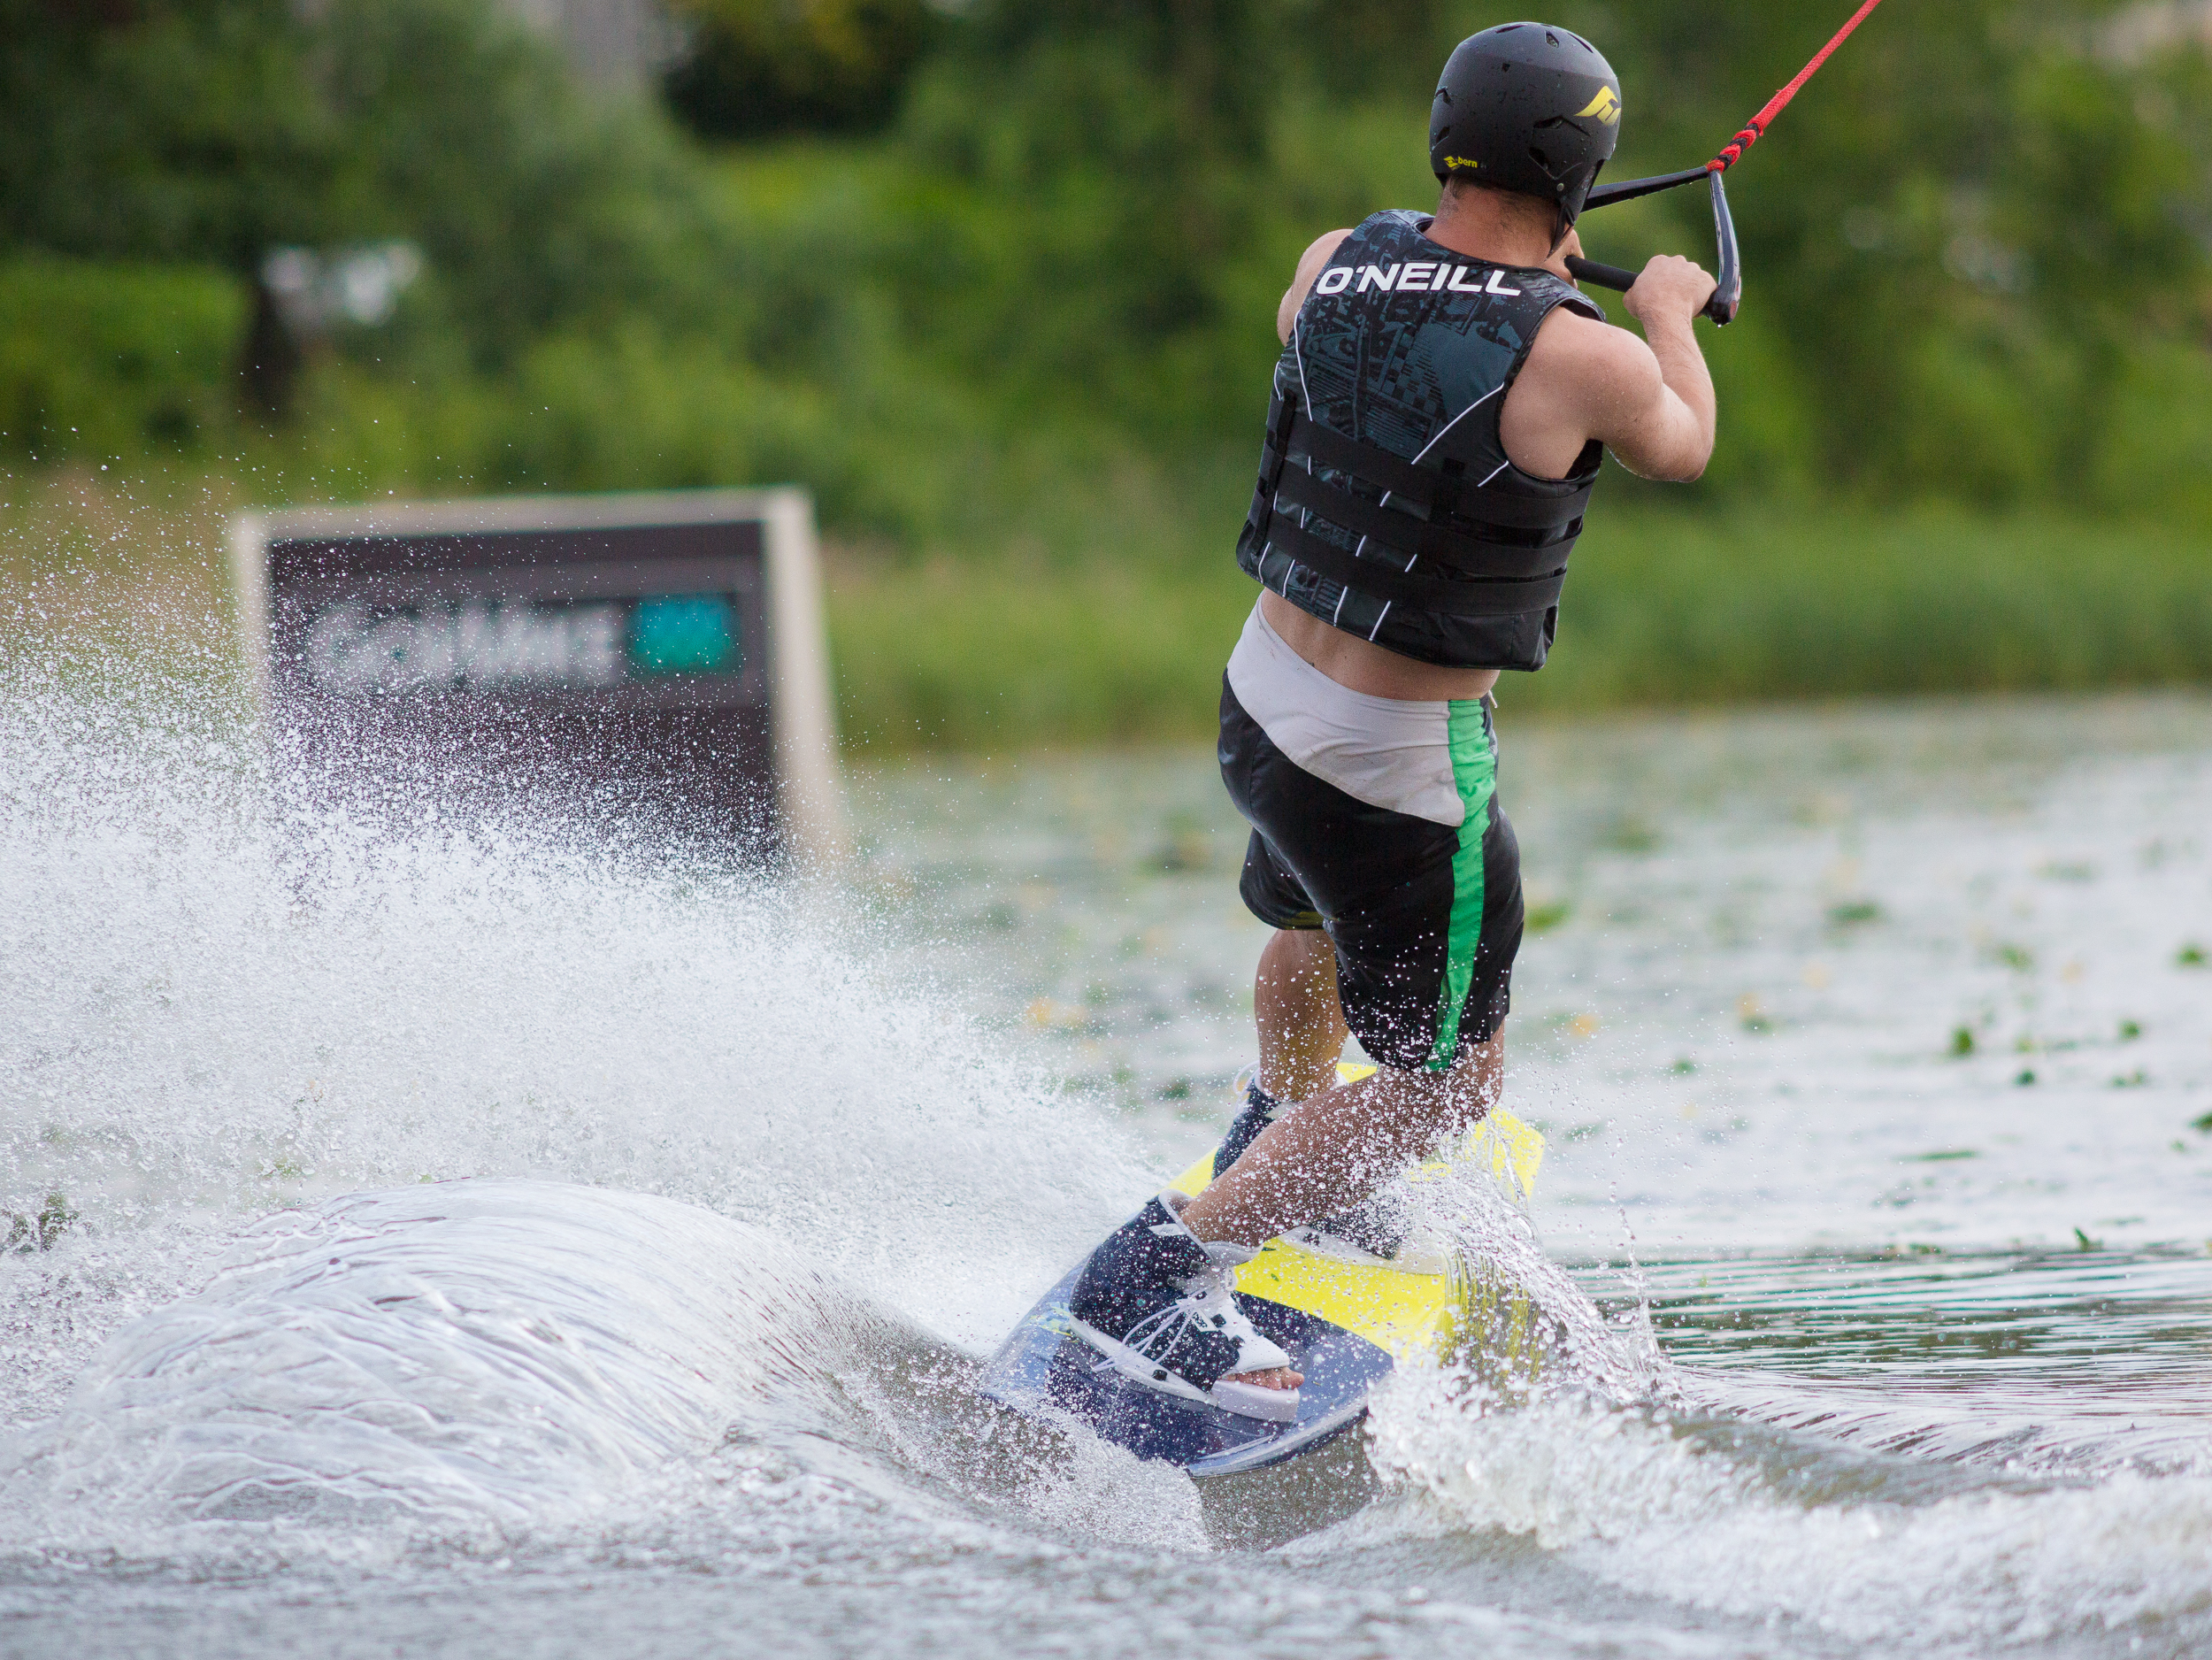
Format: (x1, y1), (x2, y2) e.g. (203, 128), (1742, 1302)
(1738, 994), (1773, 1035)
(1992, 942), (2037, 972)
(2110, 1071), (2147, 1088)
(2191, 1111), (2212, 1134)
(1149, 811), (1213, 872)
(1525, 899), (1572, 934)
(2015, 1068), (2038, 1086)
(1912, 1149), (1980, 1162)
(2074, 1226), (2101, 1251)
(2119, 1018), (2143, 1041)
(4, 1193), (78, 1254)
(1949, 1026), (1976, 1057)
(1594, 815), (1660, 855)
(1826, 898), (1882, 926)
(1669, 1057), (1697, 1075)
(2178, 942), (2208, 968)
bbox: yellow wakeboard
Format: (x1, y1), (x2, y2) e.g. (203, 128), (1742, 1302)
(979, 1064), (1547, 1476)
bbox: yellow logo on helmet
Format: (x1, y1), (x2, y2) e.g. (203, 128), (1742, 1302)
(1575, 88), (1622, 125)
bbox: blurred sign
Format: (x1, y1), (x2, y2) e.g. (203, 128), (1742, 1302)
(231, 489), (842, 863)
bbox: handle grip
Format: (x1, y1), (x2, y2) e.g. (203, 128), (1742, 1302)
(1563, 255), (1639, 292)
(1566, 169), (1741, 326)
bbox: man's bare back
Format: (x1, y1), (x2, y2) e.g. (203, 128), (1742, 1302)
(1260, 179), (1718, 706)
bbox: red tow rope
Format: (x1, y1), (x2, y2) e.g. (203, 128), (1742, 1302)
(1709, 0), (1892, 173)
(1572, 0), (1894, 319)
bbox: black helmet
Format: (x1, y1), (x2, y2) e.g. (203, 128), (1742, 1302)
(1429, 23), (1622, 228)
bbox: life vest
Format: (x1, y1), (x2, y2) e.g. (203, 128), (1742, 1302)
(1235, 209), (1608, 672)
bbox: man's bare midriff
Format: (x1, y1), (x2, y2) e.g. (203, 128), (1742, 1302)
(1259, 589), (1501, 703)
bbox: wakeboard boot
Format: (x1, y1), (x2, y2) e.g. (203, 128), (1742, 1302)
(1066, 1191), (1300, 1424)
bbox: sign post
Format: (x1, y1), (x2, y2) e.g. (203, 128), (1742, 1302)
(231, 488), (843, 865)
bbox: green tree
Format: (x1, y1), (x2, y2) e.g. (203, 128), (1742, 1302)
(1552, 0), (2212, 507)
(663, 0), (939, 138)
(0, 0), (334, 267)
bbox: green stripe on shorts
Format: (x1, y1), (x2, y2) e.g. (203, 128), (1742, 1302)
(1425, 698), (1499, 1072)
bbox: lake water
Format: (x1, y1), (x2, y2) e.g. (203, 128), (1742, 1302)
(4, 661), (2210, 1658)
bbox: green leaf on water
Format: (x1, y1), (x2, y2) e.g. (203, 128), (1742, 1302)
(1526, 900), (1572, 934)
(2191, 1111), (2212, 1134)
(1596, 816), (1659, 854)
(4, 1192), (78, 1255)
(2074, 1227), (2101, 1251)
(1949, 1026), (1976, 1057)
(1827, 899), (1882, 926)
(2118, 1019), (2143, 1041)
(2178, 943), (2208, 968)
(2014, 1068), (2038, 1087)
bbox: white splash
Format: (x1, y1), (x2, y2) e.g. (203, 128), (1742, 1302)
(18, 1181), (863, 1529)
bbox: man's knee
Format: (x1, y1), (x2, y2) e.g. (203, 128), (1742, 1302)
(1258, 928), (1339, 999)
(1371, 1033), (1502, 1142)
(1266, 926), (1334, 966)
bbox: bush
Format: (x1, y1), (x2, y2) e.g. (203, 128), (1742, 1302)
(664, 0), (939, 139)
(0, 257), (246, 461)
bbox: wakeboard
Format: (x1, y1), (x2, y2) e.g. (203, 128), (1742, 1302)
(979, 1064), (1546, 1478)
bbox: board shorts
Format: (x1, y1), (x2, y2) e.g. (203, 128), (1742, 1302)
(1218, 603), (1525, 1074)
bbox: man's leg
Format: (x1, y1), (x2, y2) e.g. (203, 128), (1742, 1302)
(1179, 1031), (1501, 1390)
(1180, 1032), (1502, 1250)
(1099, 673), (1518, 1403)
(1254, 927), (1350, 1103)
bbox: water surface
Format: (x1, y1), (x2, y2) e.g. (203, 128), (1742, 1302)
(4, 672), (2209, 1657)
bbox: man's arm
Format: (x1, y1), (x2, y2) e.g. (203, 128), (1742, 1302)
(1278, 229), (1353, 343)
(1502, 254), (1718, 483)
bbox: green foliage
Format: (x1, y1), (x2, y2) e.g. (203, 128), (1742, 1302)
(0, 257), (246, 460)
(0, 0), (333, 269)
(9, 0), (2209, 532)
(824, 496), (2212, 750)
(1555, 0), (2212, 516)
(664, 0), (938, 138)
(0, 0), (726, 370)
(5, 0), (2212, 756)
(1512, 503), (2212, 708)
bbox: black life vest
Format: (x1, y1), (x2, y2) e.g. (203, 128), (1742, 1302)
(1235, 210), (1608, 672)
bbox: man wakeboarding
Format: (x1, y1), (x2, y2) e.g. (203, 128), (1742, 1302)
(1064, 22), (1719, 1417)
